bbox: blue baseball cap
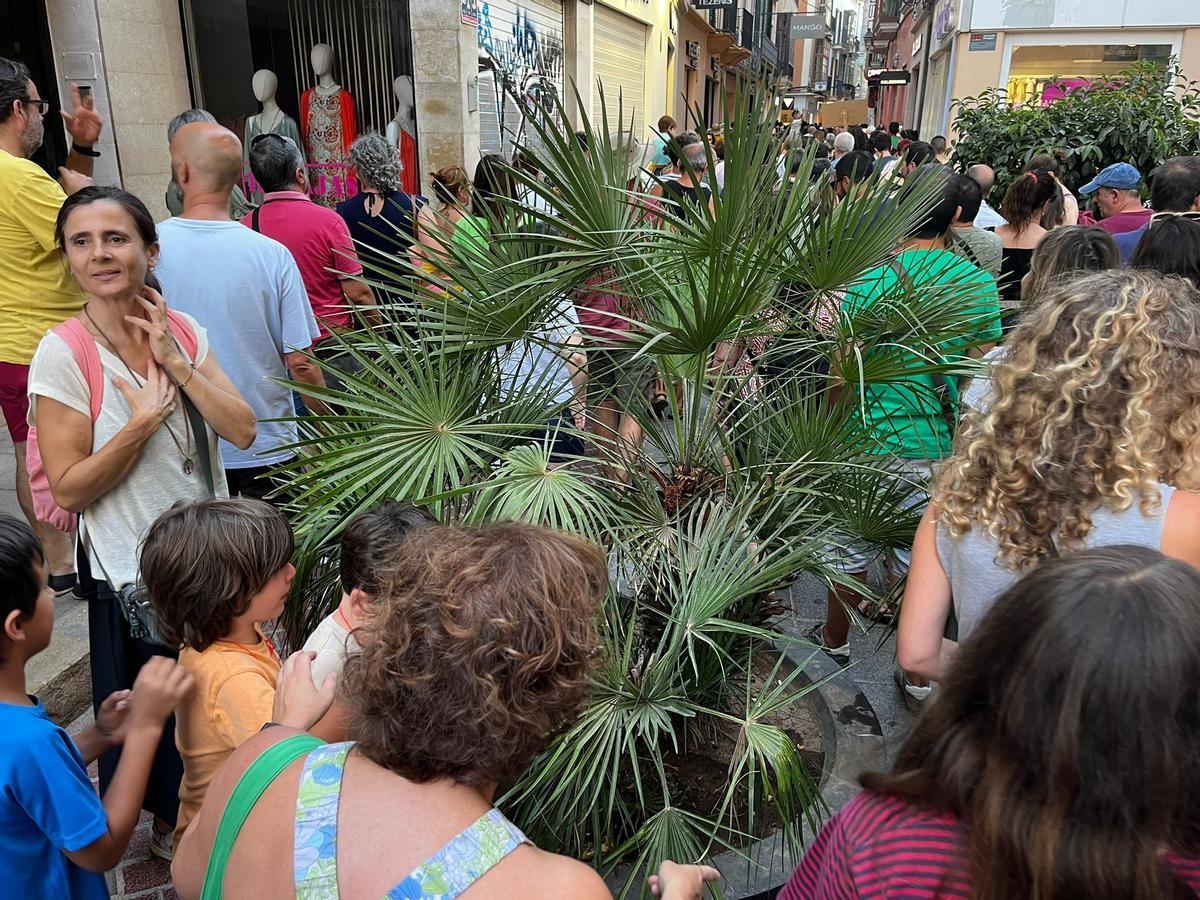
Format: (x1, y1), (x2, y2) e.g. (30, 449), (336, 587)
(1079, 162), (1142, 194)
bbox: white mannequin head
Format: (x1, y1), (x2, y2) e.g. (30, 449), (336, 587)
(252, 69), (278, 104)
(393, 76), (414, 111)
(310, 43), (334, 78)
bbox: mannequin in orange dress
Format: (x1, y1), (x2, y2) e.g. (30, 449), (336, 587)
(300, 42), (358, 206)
(385, 75), (417, 195)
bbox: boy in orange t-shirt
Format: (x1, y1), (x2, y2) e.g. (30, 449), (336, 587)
(140, 498), (327, 848)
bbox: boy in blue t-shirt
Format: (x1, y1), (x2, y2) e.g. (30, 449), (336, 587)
(0, 515), (193, 898)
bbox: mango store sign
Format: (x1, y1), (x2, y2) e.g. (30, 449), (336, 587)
(790, 15), (826, 39)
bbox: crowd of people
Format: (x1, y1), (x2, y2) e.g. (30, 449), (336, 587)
(5, 46), (1200, 898)
(772, 119), (1200, 900)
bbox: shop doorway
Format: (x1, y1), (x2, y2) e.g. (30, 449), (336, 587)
(1, 0), (68, 176)
(905, 63), (920, 133)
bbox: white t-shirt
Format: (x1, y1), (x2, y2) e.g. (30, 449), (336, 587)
(961, 345), (1007, 413)
(155, 218), (320, 470)
(974, 199), (1006, 230)
(28, 313), (227, 588)
(301, 612), (361, 687)
(497, 296), (579, 410)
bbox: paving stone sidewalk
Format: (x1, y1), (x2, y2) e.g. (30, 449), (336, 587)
(785, 574), (917, 760)
(68, 707), (177, 899)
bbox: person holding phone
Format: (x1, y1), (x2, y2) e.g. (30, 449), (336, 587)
(0, 58), (106, 596)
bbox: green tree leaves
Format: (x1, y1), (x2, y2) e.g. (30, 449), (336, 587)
(952, 60), (1200, 202)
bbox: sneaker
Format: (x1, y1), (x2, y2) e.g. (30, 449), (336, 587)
(149, 825), (173, 861)
(50, 573), (78, 598)
(894, 668), (932, 712)
(803, 623), (850, 660)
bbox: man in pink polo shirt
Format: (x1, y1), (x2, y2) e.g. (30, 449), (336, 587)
(242, 133), (376, 345)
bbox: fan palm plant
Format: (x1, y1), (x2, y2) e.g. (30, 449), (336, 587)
(276, 80), (992, 896)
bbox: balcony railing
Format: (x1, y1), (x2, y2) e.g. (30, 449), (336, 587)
(708, 6), (738, 36)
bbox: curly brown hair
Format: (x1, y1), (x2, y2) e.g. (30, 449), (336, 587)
(141, 499), (294, 651)
(342, 522), (607, 786)
(936, 269), (1200, 571)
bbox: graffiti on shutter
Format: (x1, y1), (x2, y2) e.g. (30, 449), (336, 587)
(477, 1), (565, 159)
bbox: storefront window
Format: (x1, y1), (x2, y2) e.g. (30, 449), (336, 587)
(1005, 43), (1170, 106)
(181, 0), (415, 204)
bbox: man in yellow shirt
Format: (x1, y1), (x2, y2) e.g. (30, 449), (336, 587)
(0, 57), (104, 589)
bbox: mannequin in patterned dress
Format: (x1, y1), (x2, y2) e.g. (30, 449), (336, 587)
(385, 75), (418, 195)
(300, 43), (357, 206)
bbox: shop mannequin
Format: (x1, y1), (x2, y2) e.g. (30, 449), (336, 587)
(300, 42), (358, 205)
(244, 69), (304, 172)
(385, 75), (417, 194)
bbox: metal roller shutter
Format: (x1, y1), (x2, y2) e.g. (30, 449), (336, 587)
(592, 3), (648, 139)
(477, 0), (566, 156)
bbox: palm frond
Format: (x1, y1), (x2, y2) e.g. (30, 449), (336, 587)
(279, 72), (996, 896)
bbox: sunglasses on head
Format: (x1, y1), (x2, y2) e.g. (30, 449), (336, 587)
(251, 132), (297, 148)
(1151, 210), (1200, 225)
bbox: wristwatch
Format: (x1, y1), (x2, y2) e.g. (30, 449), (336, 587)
(72, 143), (101, 158)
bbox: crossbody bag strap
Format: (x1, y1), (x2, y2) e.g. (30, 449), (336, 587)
(78, 514), (114, 587)
(199, 734), (325, 900)
(164, 314), (215, 498)
(182, 393), (215, 498)
(250, 197), (307, 233)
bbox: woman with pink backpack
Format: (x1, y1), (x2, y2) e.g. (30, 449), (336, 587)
(27, 185), (255, 857)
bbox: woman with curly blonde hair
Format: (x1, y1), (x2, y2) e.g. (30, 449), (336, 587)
(898, 269), (1200, 682)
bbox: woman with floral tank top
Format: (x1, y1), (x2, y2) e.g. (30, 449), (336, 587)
(173, 524), (719, 899)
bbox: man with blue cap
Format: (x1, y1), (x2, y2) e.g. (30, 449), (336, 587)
(1078, 162), (1152, 236)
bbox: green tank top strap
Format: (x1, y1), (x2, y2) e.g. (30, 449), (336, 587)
(199, 733), (325, 900)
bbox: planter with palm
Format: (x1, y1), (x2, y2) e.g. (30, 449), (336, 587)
(276, 82), (991, 896)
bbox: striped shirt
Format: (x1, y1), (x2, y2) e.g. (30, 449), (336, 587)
(780, 791), (1200, 899)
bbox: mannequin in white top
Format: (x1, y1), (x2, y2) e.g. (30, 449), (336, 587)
(385, 76), (415, 149)
(386, 75), (417, 194)
(244, 69), (304, 165)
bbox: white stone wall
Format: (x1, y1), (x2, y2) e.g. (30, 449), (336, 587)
(43, 0), (120, 186)
(410, 0), (480, 194)
(96, 0), (191, 220)
(47, 0), (191, 220)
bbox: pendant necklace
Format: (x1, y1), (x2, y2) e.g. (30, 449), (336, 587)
(83, 305), (196, 475)
(259, 107), (284, 133)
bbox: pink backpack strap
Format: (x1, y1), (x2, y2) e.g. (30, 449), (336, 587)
(52, 319), (104, 421)
(166, 309), (200, 362)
